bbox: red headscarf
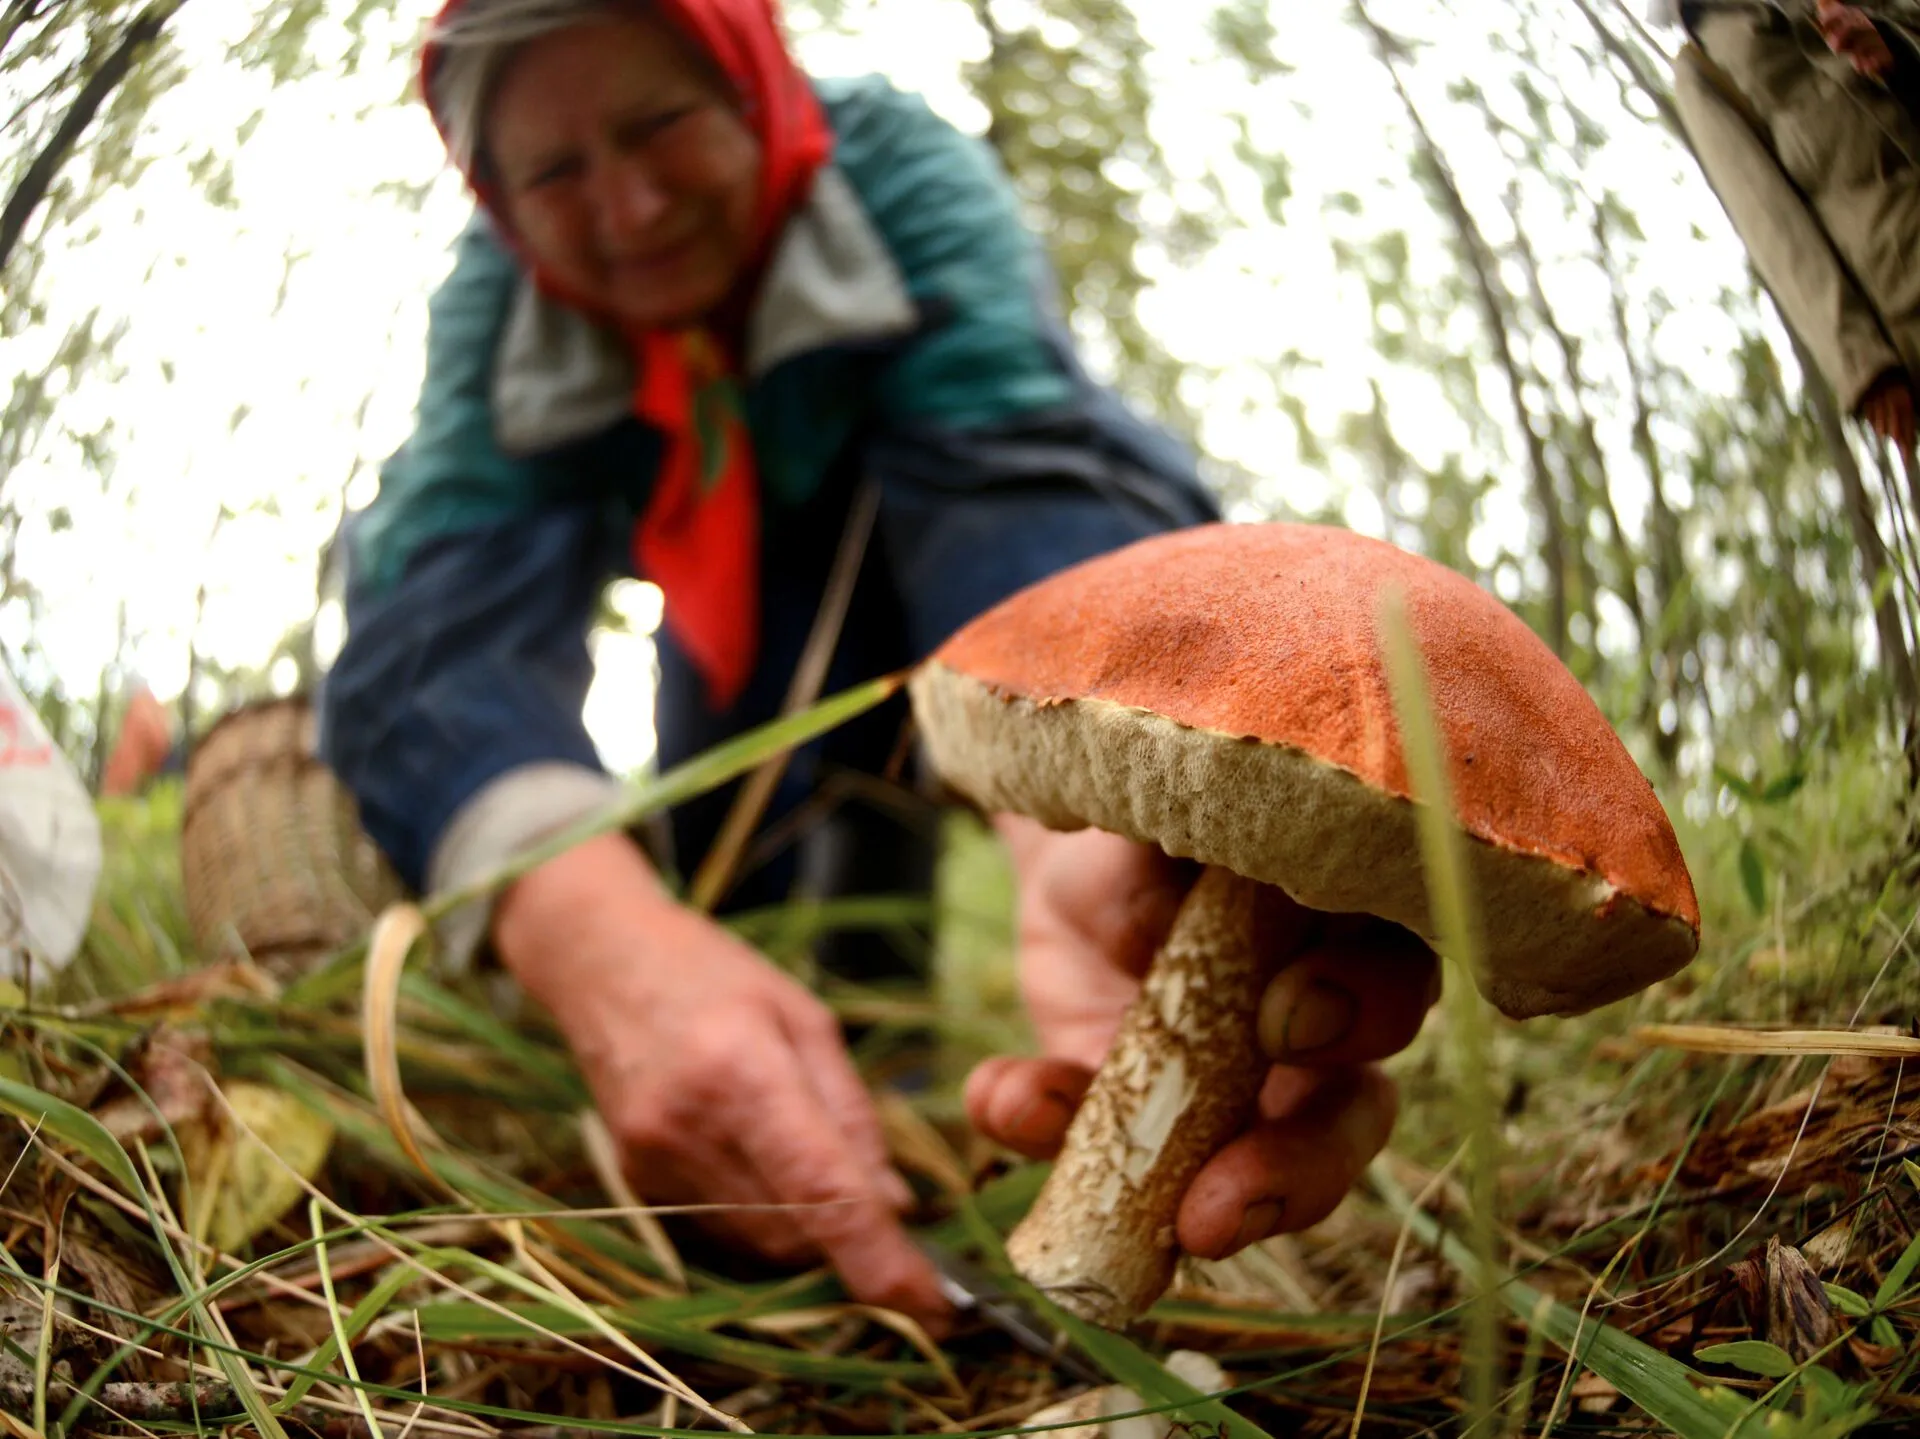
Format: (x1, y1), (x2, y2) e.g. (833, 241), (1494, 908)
(422, 0), (833, 711)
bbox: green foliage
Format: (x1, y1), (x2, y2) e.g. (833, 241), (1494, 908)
(1375, 1163), (1742, 1439)
(1698, 1340), (1799, 1379)
(1694, 1343), (1882, 1439)
(1714, 759), (1814, 915)
(76, 778), (197, 996)
(0, 1069), (143, 1195)
(1206, 0), (1920, 798)
(962, 0), (1218, 433)
(8, 0), (1920, 823)
(1, 0), (411, 751)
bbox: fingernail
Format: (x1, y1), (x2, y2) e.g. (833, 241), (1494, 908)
(1279, 980), (1358, 1055)
(1230, 1198), (1286, 1254)
(881, 1170), (914, 1210)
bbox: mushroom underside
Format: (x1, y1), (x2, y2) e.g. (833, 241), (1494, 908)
(908, 664), (1698, 1021)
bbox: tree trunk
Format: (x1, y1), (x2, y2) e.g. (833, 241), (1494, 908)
(1593, 204), (1691, 767)
(0, 0), (184, 275)
(1569, 0), (1685, 135)
(1353, 0), (1571, 658)
(1509, 193), (1649, 649)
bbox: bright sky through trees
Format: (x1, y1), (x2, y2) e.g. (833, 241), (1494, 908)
(3, 0), (1754, 777)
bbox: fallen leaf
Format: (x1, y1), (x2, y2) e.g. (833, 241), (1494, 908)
(1801, 1218), (1852, 1272)
(1848, 1335), (1902, 1369)
(1765, 1237), (1836, 1363)
(105, 963), (278, 1019)
(90, 1028), (216, 1146)
(1570, 1372), (1621, 1399)
(178, 1080), (333, 1254)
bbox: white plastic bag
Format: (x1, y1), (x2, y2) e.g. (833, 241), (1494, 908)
(0, 661), (102, 977)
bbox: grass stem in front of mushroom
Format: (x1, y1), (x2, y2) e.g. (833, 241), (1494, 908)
(1379, 588), (1505, 1436)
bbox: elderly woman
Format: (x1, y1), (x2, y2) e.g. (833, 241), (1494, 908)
(319, 0), (1437, 1323)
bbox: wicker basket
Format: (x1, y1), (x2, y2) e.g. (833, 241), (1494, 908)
(180, 697), (404, 978)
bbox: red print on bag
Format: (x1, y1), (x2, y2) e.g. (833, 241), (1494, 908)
(0, 703), (53, 769)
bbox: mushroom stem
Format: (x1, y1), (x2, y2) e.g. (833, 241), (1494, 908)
(1006, 865), (1301, 1327)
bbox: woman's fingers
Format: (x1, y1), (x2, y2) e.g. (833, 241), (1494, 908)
(1257, 925), (1438, 1067)
(976, 901), (1427, 1271)
(732, 1047), (951, 1325)
(785, 1001), (915, 1209)
(969, 1056), (1401, 1260)
(640, 1148), (817, 1263)
(964, 1055), (1094, 1159)
(1175, 1065), (1399, 1261)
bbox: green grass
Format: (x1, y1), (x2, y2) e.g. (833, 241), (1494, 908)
(4, 682), (1919, 1438)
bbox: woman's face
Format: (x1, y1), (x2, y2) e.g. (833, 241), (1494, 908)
(485, 12), (762, 331)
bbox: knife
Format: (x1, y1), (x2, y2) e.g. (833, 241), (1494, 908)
(914, 1237), (1108, 1385)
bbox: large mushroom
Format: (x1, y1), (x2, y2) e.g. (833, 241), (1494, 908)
(908, 522), (1699, 1327)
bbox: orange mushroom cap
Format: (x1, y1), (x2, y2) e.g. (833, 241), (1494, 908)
(909, 522), (1700, 1018)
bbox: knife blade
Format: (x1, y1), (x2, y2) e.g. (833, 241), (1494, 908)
(914, 1237), (1107, 1385)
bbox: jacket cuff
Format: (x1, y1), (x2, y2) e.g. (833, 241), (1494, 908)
(426, 761), (625, 971)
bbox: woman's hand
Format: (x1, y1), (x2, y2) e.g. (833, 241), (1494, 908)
(494, 833), (950, 1327)
(967, 817), (1439, 1258)
(1817, 0), (1897, 80)
(1860, 369), (1917, 450)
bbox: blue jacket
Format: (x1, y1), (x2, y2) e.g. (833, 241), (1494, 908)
(318, 76), (1217, 947)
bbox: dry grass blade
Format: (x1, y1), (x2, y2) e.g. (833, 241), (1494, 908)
(579, 1111), (687, 1292)
(132, 1144), (295, 1439)
(224, 1126), (754, 1431)
(1636, 1024), (1920, 1059)
(274, 1255), (438, 1413)
(357, 919), (748, 1433)
(498, 1221), (750, 1434)
(741, 1302), (965, 1401)
(688, 476), (878, 914)
(361, 902), (460, 1203)
(1350, 1146), (1464, 1439)
(4, 1037), (301, 1439)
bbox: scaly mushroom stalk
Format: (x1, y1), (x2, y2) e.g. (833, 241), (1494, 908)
(1006, 866), (1301, 1327)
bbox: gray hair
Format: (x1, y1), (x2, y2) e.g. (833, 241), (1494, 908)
(426, 0), (623, 176)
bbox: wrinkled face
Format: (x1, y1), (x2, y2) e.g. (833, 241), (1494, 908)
(485, 12), (762, 331)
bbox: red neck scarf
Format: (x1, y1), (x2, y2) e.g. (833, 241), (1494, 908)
(424, 0), (832, 711)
